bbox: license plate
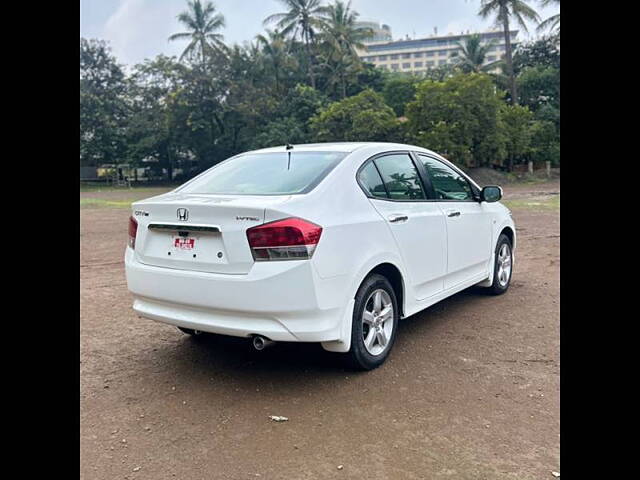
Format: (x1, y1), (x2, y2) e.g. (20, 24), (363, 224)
(173, 236), (195, 250)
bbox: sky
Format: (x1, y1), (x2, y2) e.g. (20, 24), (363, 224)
(80, 0), (560, 66)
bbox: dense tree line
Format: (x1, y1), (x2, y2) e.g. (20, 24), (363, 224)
(80, 0), (560, 181)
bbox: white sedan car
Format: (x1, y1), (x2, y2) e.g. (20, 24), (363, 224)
(125, 142), (515, 370)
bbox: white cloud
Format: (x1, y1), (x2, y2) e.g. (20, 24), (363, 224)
(102, 0), (182, 65)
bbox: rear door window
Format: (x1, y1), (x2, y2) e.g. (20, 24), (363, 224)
(373, 154), (425, 201)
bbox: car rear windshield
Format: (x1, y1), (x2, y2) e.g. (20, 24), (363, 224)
(178, 151), (347, 195)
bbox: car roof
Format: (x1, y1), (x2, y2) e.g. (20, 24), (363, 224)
(248, 142), (440, 156)
(248, 142), (482, 190)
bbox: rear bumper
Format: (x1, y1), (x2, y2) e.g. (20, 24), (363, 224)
(124, 248), (350, 343)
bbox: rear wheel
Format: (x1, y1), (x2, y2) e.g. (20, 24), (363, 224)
(346, 274), (399, 370)
(177, 327), (202, 336)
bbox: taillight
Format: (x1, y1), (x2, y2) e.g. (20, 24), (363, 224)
(128, 216), (138, 249)
(246, 217), (322, 261)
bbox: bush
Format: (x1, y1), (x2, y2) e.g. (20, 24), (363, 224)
(310, 89), (403, 142)
(406, 73), (506, 168)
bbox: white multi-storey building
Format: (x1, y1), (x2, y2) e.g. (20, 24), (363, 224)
(357, 29), (518, 74)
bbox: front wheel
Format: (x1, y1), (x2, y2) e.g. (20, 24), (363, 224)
(345, 274), (399, 370)
(487, 234), (513, 295)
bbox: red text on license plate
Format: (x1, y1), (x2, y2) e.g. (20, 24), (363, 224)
(174, 237), (195, 250)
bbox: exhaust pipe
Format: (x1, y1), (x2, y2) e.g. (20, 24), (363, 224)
(252, 335), (275, 351)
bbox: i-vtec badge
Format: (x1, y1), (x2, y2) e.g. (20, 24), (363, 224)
(236, 216), (260, 221)
(177, 208), (189, 221)
(134, 210), (149, 217)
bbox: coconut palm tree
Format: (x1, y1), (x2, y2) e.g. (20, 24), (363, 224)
(537, 0), (560, 34)
(314, 1), (372, 99)
(318, 47), (360, 98)
(478, 0), (540, 104)
(263, 0), (326, 87)
(255, 30), (295, 94)
(451, 34), (499, 73)
(318, 0), (372, 56)
(168, 0), (226, 65)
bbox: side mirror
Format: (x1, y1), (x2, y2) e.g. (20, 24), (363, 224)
(481, 185), (502, 203)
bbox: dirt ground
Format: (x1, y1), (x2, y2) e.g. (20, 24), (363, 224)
(80, 181), (559, 480)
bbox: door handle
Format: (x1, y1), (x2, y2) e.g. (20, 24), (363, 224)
(388, 214), (409, 223)
(447, 211), (461, 218)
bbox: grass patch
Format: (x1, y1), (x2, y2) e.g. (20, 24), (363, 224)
(79, 184), (176, 193)
(503, 194), (560, 211)
(80, 198), (136, 209)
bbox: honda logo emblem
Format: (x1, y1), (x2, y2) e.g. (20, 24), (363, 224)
(177, 208), (189, 221)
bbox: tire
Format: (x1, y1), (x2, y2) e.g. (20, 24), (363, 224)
(487, 234), (513, 295)
(177, 327), (202, 336)
(346, 274), (399, 370)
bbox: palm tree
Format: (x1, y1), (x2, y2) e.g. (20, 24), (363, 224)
(318, 0), (372, 56)
(537, 0), (560, 34)
(451, 34), (499, 73)
(255, 30), (294, 94)
(318, 48), (360, 98)
(478, 0), (540, 104)
(315, 1), (372, 99)
(168, 0), (226, 65)
(263, 0), (326, 88)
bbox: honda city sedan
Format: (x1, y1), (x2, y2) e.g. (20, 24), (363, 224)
(125, 142), (515, 369)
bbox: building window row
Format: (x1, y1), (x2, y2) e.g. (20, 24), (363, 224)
(363, 31), (516, 52)
(364, 44), (508, 63)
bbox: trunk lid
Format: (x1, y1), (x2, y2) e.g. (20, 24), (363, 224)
(133, 192), (292, 274)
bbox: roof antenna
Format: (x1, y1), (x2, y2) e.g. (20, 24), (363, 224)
(286, 143), (293, 170)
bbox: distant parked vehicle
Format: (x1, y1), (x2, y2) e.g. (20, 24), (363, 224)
(125, 143), (515, 369)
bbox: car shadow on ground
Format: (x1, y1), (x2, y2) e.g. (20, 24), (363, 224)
(141, 286), (494, 385)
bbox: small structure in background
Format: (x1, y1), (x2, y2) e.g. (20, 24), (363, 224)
(80, 164), (132, 188)
(98, 164), (132, 187)
(356, 21), (392, 44)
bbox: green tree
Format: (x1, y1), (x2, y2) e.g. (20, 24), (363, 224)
(79, 0), (559, 184)
(478, 0), (540, 105)
(318, 0), (372, 56)
(314, 1), (372, 98)
(310, 89), (402, 142)
(530, 119), (559, 166)
(168, 55), (232, 171)
(251, 84), (328, 148)
(264, 0), (326, 88)
(252, 117), (308, 148)
(127, 55), (188, 181)
(255, 30), (296, 95)
(279, 84), (328, 124)
(500, 104), (534, 170)
(451, 34), (499, 73)
(168, 0), (226, 64)
(423, 63), (457, 82)
(382, 74), (419, 116)
(317, 47), (362, 99)
(531, 103), (559, 166)
(517, 65), (559, 111)
(406, 73), (507, 168)
(346, 62), (386, 96)
(80, 38), (130, 167)
(513, 35), (559, 74)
